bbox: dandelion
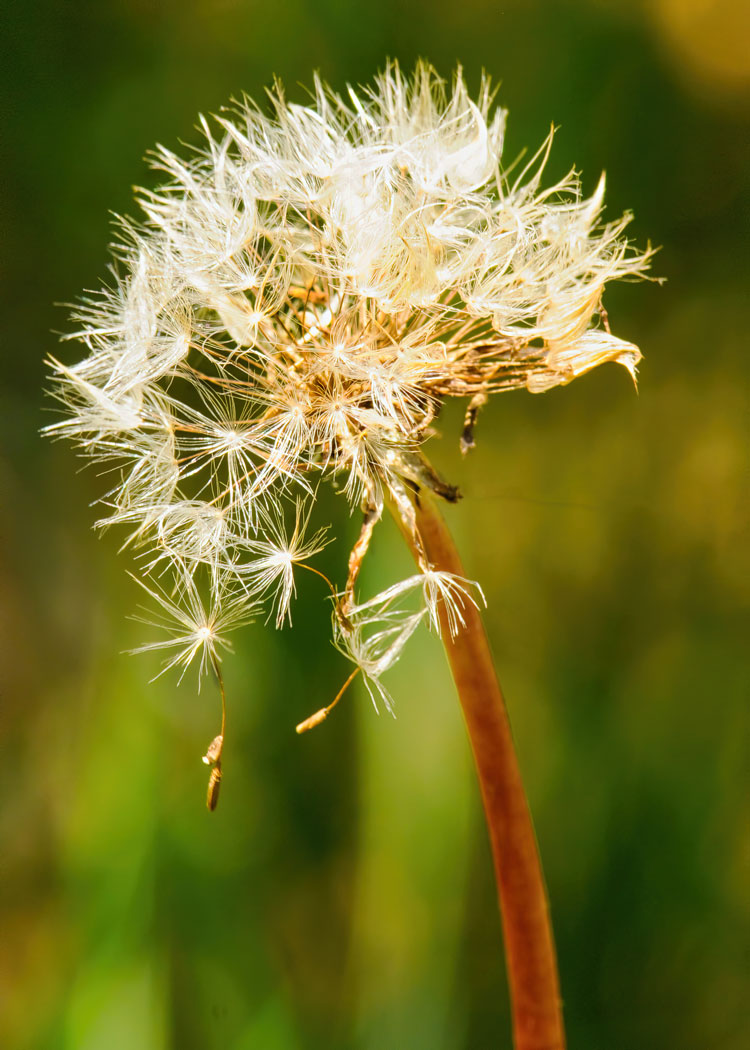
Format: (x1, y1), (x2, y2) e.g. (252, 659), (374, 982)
(46, 62), (650, 681)
(46, 62), (653, 1050)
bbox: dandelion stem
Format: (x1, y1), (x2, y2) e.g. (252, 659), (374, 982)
(395, 491), (565, 1050)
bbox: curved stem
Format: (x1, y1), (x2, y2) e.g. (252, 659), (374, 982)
(397, 492), (565, 1050)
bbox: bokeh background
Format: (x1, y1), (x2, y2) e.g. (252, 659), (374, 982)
(2, 1), (748, 1047)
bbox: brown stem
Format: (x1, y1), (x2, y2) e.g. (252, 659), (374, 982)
(397, 492), (565, 1050)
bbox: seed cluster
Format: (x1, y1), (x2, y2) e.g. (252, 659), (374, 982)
(47, 63), (651, 710)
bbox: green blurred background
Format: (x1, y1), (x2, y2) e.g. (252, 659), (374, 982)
(2, 1), (748, 1047)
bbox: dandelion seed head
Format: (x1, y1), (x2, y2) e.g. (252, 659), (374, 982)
(46, 62), (652, 697)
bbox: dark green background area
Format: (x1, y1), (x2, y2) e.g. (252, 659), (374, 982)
(2, 2), (748, 1048)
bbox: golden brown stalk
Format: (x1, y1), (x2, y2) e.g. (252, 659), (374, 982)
(341, 501), (381, 614)
(397, 492), (565, 1050)
(295, 667), (361, 734)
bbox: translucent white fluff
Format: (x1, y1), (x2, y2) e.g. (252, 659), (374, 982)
(333, 571), (485, 710)
(46, 62), (652, 700)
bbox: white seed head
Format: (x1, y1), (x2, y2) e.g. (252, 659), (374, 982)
(46, 62), (652, 698)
